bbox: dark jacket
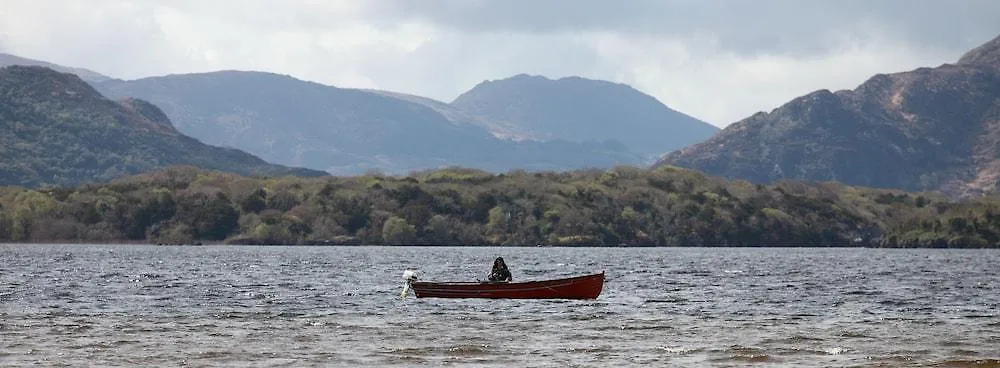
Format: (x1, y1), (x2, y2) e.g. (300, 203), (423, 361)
(488, 257), (512, 282)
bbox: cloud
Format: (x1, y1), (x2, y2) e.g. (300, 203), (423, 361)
(0, 0), (998, 126)
(372, 0), (1000, 55)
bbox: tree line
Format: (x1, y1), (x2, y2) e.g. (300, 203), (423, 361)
(1, 165), (998, 247)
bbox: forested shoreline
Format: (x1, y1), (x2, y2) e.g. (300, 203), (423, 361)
(1, 166), (998, 248)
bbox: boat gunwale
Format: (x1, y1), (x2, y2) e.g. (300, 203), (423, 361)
(413, 280), (585, 293)
(409, 271), (604, 287)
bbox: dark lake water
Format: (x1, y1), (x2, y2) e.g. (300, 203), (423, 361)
(1, 245), (998, 367)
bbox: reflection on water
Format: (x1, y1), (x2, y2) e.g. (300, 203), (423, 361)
(1, 245), (998, 367)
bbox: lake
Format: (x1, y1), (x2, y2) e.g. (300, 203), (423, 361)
(1, 245), (998, 367)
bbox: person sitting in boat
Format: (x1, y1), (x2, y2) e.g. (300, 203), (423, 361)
(487, 256), (512, 283)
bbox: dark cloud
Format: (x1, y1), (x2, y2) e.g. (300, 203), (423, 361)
(1, 1), (998, 126)
(372, 0), (1000, 56)
(355, 31), (610, 102)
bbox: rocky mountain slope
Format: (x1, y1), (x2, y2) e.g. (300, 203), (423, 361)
(661, 35), (1000, 197)
(451, 74), (719, 158)
(0, 66), (325, 187)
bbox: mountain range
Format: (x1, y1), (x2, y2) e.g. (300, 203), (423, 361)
(93, 72), (666, 174)
(661, 34), (1000, 197)
(451, 74), (718, 157)
(4, 33), (1000, 196)
(0, 65), (325, 187)
(92, 73), (715, 174)
(0, 52), (716, 185)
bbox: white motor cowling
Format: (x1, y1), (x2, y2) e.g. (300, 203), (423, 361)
(400, 270), (418, 298)
(402, 270), (418, 281)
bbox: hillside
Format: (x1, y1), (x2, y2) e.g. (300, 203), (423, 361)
(0, 53), (112, 83)
(0, 66), (325, 187)
(95, 71), (644, 175)
(364, 89), (534, 141)
(1, 164), (996, 248)
(451, 74), (719, 158)
(661, 34), (1000, 197)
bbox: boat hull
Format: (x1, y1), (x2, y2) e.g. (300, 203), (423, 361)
(410, 272), (604, 299)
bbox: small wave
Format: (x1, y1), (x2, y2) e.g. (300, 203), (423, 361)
(776, 347), (848, 356)
(566, 345), (614, 354)
(878, 299), (914, 306)
(761, 335), (826, 344)
(50, 291), (73, 299)
(195, 350), (234, 360)
(376, 353), (428, 364)
(674, 269), (711, 276)
(962, 314), (996, 319)
(566, 314), (602, 321)
(98, 272), (125, 279)
(658, 346), (702, 355)
(934, 358), (1000, 368)
(868, 353), (929, 363)
(789, 313), (821, 318)
(386, 344), (493, 357)
(844, 289), (883, 296)
(621, 324), (675, 331)
(951, 349), (983, 356)
(715, 353), (773, 363)
(387, 347), (434, 355)
(446, 344), (492, 355)
(825, 347), (847, 355)
(940, 340), (971, 348)
(713, 345), (774, 363)
(645, 298), (686, 303)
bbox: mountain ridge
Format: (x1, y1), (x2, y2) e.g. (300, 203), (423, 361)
(0, 65), (325, 187)
(94, 70), (650, 174)
(0, 53), (112, 82)
(661, 34), (1000, 197)
(1, 51), (715, 173)
(957, 34), (1000, 68)
(451, 73), (719, 159)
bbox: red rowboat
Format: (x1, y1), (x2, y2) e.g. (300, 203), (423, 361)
(408, 272), (605, 299)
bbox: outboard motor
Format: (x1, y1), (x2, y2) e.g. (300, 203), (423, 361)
(400, 270), (418, 298)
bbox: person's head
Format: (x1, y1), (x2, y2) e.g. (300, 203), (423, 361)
(494, 257), (505, 267)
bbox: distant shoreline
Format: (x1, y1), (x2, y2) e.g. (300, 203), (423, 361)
(2, 166), (998, 250)
(1, 241), (995, 249)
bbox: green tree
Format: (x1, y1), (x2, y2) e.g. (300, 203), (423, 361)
(382, 216), (416, 245)
(266, 190), (298, 212)
(425, 214), (455, 245)
(485, 205), (509, 244)
(176, 192), (239, 240)
(0, 206), (10, 240)
(238, 188), (267, 214)
(10, 190), (57, 241)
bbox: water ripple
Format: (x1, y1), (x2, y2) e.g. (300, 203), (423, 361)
(1, 245), (999, 367)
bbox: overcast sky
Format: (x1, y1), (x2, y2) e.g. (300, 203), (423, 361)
(1, 0), (998, 127)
